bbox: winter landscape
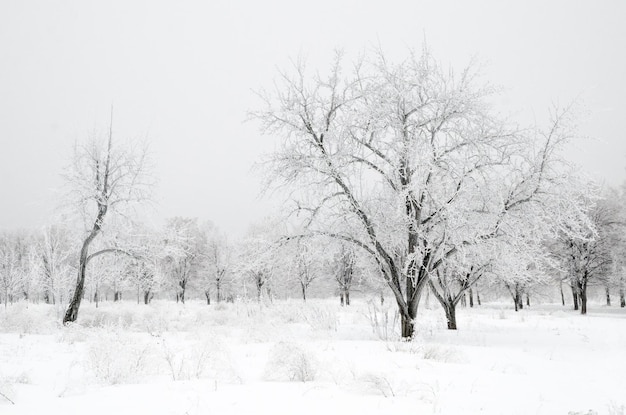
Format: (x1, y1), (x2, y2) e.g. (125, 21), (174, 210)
(2, 1), (626, 414)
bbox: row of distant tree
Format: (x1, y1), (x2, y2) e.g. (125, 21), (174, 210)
(2, 46), (625, 337)
(0, 217), (375, 309)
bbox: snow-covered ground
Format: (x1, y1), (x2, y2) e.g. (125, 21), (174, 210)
(1, 298), (625, 415)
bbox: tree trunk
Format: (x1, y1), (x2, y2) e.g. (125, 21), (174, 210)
(444, 303), (457, 330)
(345, 290), (350, 306)
(400, 313), (413, 338)
(94, 290), (99, 308)
(571, 286), (579, 311)
(460, 292), (466, 307)
(476, 289), (481, 306)
(143, 290), (152, 305)
(468, 288), (474, 308)
(179, 283), (186, 304)
(114, 291), (122, 302)
(340, 292), (344, 306)
(301, 282), (307, 302)
(63, 220), (102, 324)
(580, 285), (587, 315)
(525, 293), (530, 307)
(216, 279), (222, 303)
(605, 286), (611, 306)
(560, 281), (565, 306)
(205, 291), (211, 305)
(620, 287), (625, 308)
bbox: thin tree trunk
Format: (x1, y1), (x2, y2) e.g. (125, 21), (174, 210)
(205, 291), (211, 305)
(560, 281), (565, 306)
(216, 278), (222, 303)
(525, 293), (530, 307)
(605, 286), (611, 306)
(345, 290), (350, 306)
(571, 285), (579, 311)
(620, 286), (625, 308)
(301, 282), (307, 302)
(476, 289), (481, 306)
(340, 292), (344, 306)
(468, 288), (474, 308)
(580, 285), (587, 315)
(63, 219), (102, 324)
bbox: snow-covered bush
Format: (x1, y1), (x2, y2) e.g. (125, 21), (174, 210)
(264, 342), (317, 382)
(159, 335), (240, 382)
(300, 303), (338, 332)
(86, 327), (150, 384)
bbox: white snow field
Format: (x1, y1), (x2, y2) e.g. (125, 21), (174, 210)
(1, 299), (625, 415)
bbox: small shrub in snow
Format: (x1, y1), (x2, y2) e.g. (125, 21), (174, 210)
(607, 402), (626, 415)
(0, 369), (31, 404)
(86, 327), (150, 384)
(301, 304), (338, 332)
(158, 336), (240, 382)
(264, 342), (317, 382)
(365, 300), (399, 341)
(360, 372), (396, 397)
(160, 338), (212, 381)
(419, 344), (463, 363)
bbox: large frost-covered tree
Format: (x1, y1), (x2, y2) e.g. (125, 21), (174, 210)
(254, 47), (587, 338)
(62, 120), (152, 323)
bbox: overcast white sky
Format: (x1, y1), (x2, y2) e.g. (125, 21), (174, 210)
(1, 0), (625, 236)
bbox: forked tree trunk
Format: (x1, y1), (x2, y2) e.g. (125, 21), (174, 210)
(205, 290), (211, 305)
(427, 281), (460, 330)
(143, 290), (152, 305)
(508, 283), (523, 312)
(444, 303), (457, 330)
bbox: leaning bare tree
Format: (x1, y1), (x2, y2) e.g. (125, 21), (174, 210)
(62, 119), (151, 323)
(254, 47), (586, 338)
